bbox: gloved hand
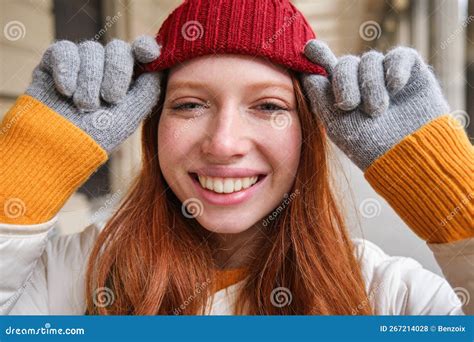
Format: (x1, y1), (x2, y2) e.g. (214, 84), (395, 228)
(25, 35), (162, 153)
(302, 40), (450, 171)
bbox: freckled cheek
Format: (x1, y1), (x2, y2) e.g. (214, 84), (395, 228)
(158, 119), (208, 179)
(158, 119), (194, 169)
(257, 124), (302, 169)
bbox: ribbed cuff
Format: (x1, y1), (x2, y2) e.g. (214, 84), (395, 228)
(0, 95), (108, 224)
(364, 115), (474, 243)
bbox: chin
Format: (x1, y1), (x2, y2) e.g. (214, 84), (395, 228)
(195, 216), (256, 234)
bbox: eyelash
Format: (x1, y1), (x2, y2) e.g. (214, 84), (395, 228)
(257, 102), (288, 112)
(171, 102), (288, 112)
(172, 102), (208, 111)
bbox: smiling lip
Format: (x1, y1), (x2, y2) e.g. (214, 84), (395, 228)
(189, 169), (268, 206)
(190, 166), (267, 178)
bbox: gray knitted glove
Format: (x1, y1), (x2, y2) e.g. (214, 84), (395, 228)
(25, 35), (162, 153)
(302, 40), (450, 171)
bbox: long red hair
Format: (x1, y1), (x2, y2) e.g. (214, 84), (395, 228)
(85, 69), (372, 315)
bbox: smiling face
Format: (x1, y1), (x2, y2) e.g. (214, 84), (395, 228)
(158, 54), (302, 234)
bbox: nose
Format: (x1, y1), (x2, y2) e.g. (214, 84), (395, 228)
(201, 105), (251, 161)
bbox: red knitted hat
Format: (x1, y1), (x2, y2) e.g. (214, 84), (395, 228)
(142, 0), (327, 75)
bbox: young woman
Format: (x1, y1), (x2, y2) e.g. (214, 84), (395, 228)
(0, 0), (472, 315)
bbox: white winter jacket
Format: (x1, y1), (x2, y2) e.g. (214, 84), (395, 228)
(0, 215), (472, 315)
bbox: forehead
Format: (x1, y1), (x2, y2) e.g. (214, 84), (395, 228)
(167, 54), (293, 89)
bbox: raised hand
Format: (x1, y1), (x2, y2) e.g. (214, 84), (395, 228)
(25, 35), (162, 153)
(302, 40), (450, 171)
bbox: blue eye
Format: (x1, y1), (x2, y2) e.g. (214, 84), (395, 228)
(172, 102), (206, 111)
(257, 102), (288, 112)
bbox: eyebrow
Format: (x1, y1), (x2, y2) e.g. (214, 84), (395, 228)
(246, 82), (294, 94)
(167, 81), (206, 93)
(167, 81), (294, 94)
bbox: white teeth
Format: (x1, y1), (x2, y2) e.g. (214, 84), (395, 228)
(214, 179), (224, 193)
(196, 175), (259, 194)
(205, 177), (213, 190)
(223, 178), (234, 193)
(199, 176), (206, 188)
(234, 179), (242, 192)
